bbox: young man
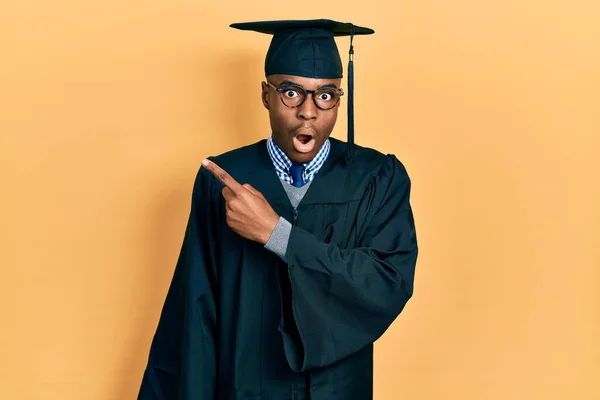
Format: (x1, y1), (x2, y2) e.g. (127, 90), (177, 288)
(138, 19), (418, 400)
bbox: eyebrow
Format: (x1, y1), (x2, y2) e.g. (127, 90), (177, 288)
(278, 79), (338, 90)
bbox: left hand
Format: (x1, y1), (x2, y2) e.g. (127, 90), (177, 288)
(202, 159), (279, 245)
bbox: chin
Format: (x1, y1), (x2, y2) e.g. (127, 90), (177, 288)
(292, 152), (316, 164)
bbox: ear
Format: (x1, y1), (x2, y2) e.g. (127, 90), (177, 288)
(261, 81), (270, 110)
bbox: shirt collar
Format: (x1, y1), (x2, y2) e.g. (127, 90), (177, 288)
(266, 135), (331, 184)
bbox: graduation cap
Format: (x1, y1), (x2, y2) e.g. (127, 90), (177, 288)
(230, 19), (375, 163)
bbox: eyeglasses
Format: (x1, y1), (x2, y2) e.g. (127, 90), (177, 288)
(266, 81), (343, 110)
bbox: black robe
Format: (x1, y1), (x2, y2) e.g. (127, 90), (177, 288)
(138, 138), (418, 400)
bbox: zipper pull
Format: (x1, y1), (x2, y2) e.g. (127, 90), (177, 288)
(293, 208), (298, 225)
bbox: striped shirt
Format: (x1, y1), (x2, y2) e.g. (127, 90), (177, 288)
(266, 135), (330, 186)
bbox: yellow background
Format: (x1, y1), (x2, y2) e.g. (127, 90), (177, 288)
(1, 0), (599, 399)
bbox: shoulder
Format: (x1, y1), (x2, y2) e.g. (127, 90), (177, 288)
(197, 139), (266, 177)
(209, 140), (266, 171)
(192, 139), (267, 196)
(338, 140), (414, 211)
(329, 138), (410, 183)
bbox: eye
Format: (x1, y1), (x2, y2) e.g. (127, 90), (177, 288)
(284, 89), (300, 98)
(318, 92), (333, 101)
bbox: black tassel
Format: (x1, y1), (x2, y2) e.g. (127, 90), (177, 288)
(347, 24), (355, 164)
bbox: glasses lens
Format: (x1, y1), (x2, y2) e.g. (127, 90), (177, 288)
(278, 85), (305, 107)
(314, 88), (340, 110)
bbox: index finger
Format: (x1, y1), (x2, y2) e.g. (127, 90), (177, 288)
(202, 159), (243, 192)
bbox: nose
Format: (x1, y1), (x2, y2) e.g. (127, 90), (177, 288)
(297, 94), (317, 120)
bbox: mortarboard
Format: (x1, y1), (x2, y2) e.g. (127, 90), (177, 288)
(230, 19), (375, 163)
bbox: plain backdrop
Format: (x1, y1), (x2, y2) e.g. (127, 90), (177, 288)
(1, 0), (599, 399)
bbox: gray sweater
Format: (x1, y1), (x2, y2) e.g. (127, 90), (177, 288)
(263, 179), (313, 261)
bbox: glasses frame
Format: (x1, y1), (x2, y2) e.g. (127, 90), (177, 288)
(266, 81), (344, 111)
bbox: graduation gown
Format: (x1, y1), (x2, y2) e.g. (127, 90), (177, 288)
(138, 138), (418, 400)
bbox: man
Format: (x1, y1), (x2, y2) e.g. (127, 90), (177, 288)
(138, 19), (418, 400)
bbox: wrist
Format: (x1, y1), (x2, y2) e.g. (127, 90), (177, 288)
(261, 214), (280, 245)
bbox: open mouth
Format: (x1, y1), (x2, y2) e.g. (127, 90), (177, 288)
(296, 134), (312, 144)
(292, 134), (316, 153)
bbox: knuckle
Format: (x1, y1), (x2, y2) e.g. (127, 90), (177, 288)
(218, 172), (228, 182)
(239, 191), (250, 200)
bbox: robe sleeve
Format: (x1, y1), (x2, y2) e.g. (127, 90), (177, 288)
(279, 155), (418, 372)
(138, 166), (219, 399)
